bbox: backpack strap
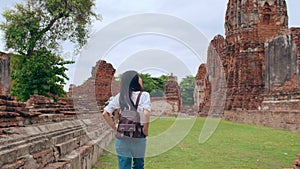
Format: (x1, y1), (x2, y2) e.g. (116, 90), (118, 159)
(134, 91), (143, 109)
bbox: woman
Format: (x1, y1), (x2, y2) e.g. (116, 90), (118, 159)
(102, 70), (151, 169)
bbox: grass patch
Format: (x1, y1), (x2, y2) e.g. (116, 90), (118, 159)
(94, 117), (300, 169)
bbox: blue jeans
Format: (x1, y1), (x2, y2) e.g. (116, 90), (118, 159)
(115, 138), (146, 169)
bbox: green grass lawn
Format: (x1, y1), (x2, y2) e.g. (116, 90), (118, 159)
(93, 117), (300, 169)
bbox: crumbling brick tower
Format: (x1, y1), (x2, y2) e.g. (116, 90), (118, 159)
(206, 35), (227, 116)
(195, 64), (209, 116)
(165, 75), (181, 113)
(224, 0), (288, 110)
(196, 35), (227, 117)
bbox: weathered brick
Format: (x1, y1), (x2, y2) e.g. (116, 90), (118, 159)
(1, 160), (25, 169)
(0, 112), (20, 117)
(0, 52), (11, 95)
(164, 75), (181, 115)
(221, 0), (289, 110)
(196, 0), (296, 112)
(32, 148), (53, 159)
(44, 161), (70, 169)
(71, 60), (117, 111)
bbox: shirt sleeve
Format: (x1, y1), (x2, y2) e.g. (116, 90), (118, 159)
(104, 94), (120, 115)
(139, 92), (151, 112)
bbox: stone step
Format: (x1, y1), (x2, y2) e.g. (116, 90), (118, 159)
(55, 134), (91, 157)
(0, 121), (84, 151)
(0, 127), (83, 157)
(44, 161), (71, 169)
(56, 138), (81, 157)
(0, 138), (51, 167)
(0, 122), (88, 167)
(85, 129), (109, 140)
(58, 130), (113, 169)
(51, 128), (85, 145)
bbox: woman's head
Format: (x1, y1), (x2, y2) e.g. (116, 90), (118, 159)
(119, 70), (143, 110)
(120, 71), (143, 92)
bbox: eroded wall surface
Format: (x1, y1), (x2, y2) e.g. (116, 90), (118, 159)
(0, 60), (117, 168)
(224, 0), (288, 110)
(0, 52), (11, 95)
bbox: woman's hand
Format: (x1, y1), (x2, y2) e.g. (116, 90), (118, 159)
(102, 111), (117, 130)
(143, 128), (149, 137)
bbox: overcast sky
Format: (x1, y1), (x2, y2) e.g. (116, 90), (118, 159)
(0, 0), (299, 88)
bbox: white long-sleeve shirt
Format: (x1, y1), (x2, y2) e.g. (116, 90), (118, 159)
(104, 91), (151, 123)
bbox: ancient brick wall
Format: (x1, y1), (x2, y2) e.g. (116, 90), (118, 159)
(291, 28), (300, 83)
(194, 0), (300, 121)
(150, 97), (178, 116)
(262, 28), (300, 111)
(196, 35), (227, 117)
(265, 31), (298, 90)
(71, 60), (117, 112)
(0, 94), (113, 168)
(94, 60), (116, 106)
(0, 95), (76, 129)
(180, 104), (197, 116)
(262, 92), (300, 111)
(111, 78), (120, 96)
(223, 0), (288, 110)
(224, 110), (300, 132)
(206, 35), (227, 117)
(0, 95), (27, 128)
(195, 64), (208, 116)
(0, 52), (11, 95)
(164, 75), (181, 114)
(0, 59), (118, 168)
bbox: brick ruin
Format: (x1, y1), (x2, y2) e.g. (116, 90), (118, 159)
(0, 59), (116, 168)
(0, 52), (11, 95)
(195, 64), (209, 116)
(0, 54), (184, 167)
(151, 75), (182, 116)
(262, 28), (300, 111)
(223, 0), (289, 110)
(196, 0), (300, 132)
(70, 60), (117, 110)
(194, 63), (206, 113)
(195, 35), (227, 117)
(164, 75), (181, 113)
(0, 94), (113, 168)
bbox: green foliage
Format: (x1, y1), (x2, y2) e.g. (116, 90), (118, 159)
(0, 0), (99, 55)
(0, 0), (99, 101)
(180, 76), (195, 105)
(10, 48), (74, 101)
(139, 73), (167, 97)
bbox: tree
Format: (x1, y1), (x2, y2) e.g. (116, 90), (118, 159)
(0, 0), (99, 101)
(10, 49), (73, 101)
(139, 73), (167, 97)
(180, 76), (195, 105)
(139, 73), (156, 93)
